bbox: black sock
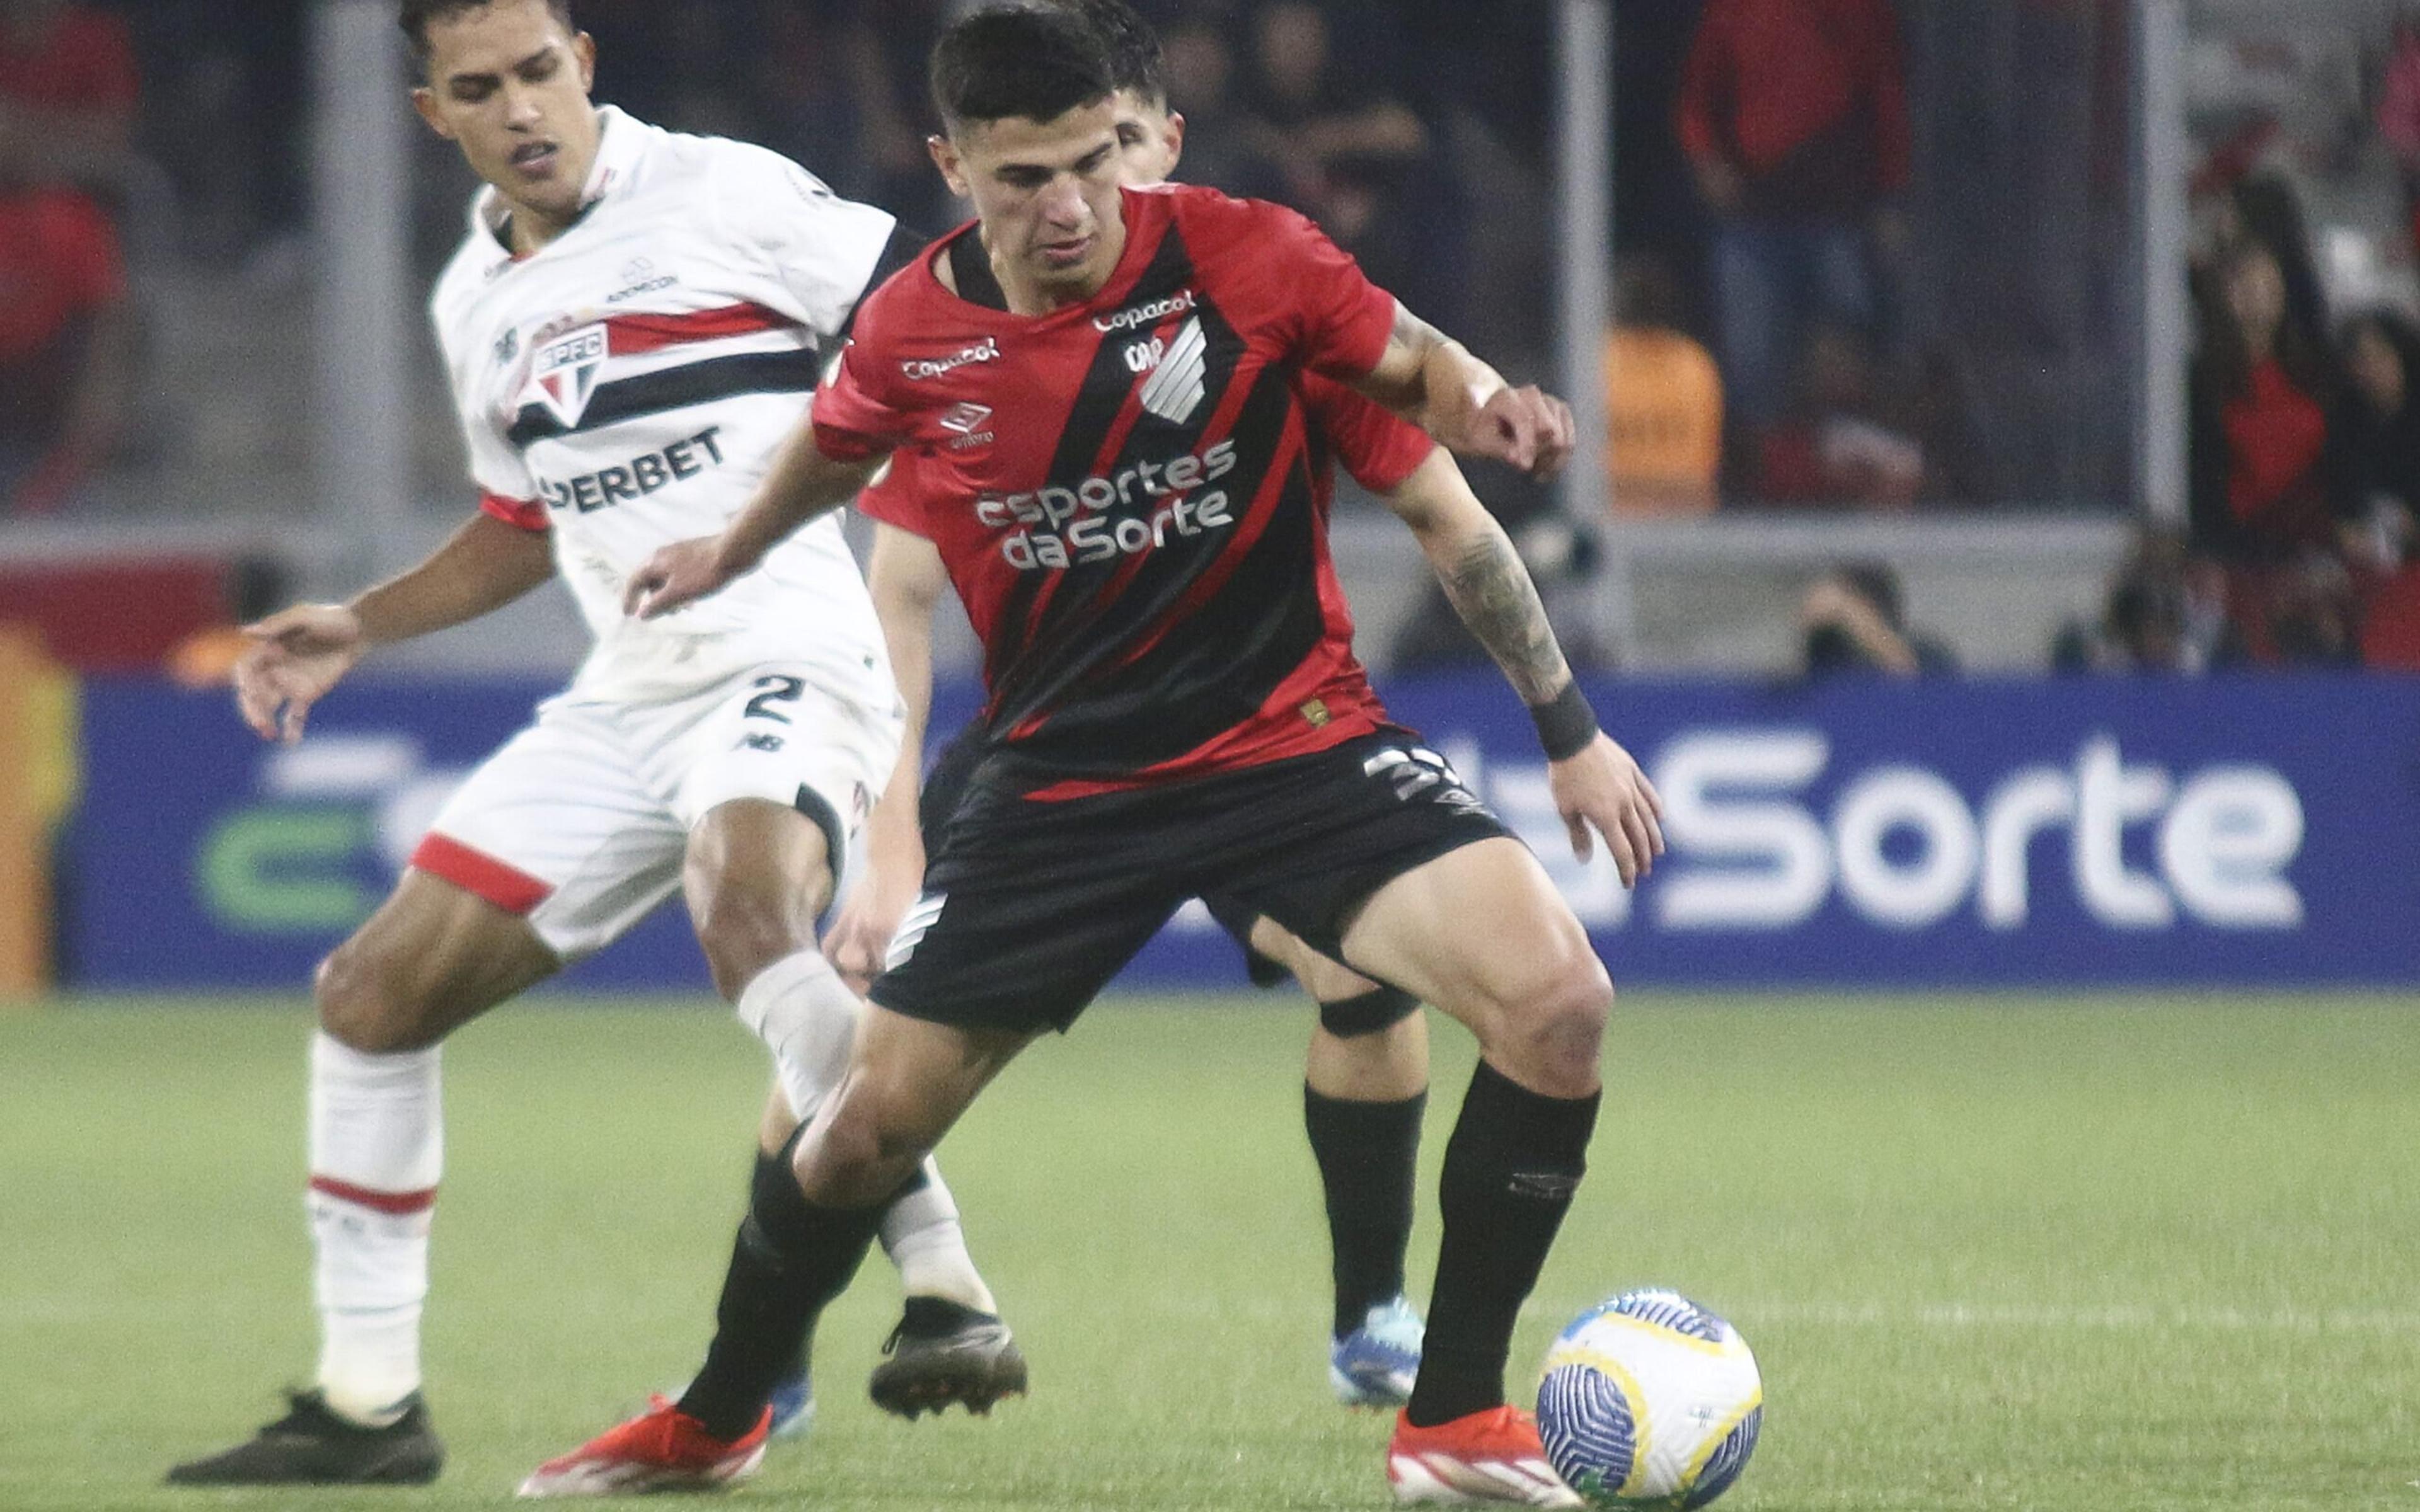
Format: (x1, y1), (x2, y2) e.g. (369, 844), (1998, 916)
(1404, 1060), (1598, 1429)
(743, 1149), (810, 1385)
(1303, 1084), (1425, 1337)
(676, 1130), (899, 1440)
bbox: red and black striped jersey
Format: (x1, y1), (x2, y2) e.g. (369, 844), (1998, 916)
(820, 183), (1428, 794)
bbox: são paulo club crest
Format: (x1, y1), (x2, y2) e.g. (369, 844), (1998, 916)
(524, 321), (609, 430)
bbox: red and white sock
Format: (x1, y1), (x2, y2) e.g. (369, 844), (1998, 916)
(307, 1031), (441, 1426)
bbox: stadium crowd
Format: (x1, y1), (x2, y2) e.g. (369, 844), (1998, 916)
(2175, 174), (2420, 670)
(9, 0), (2420, 670)
(1, 0), (2146, 527)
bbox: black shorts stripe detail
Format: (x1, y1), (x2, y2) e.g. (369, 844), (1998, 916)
(869, 730), (1511, 1036)
(792, 782), (848, 886)
(506, 348), (821, 447)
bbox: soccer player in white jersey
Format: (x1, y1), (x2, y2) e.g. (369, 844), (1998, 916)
(165, 0), (1019, 1488)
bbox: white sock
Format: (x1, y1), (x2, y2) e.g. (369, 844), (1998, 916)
(881, 1157), (996, 1314)
(736, 949), (860, 1126)
(308, 1031), (441, 1426)
(737, 950), (994, 1314)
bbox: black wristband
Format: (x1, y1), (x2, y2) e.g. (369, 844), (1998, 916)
(1528, 681), (1599, 762)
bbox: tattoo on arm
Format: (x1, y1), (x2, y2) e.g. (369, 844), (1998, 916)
(1390, 301), (1446, 360)
(1439, 525), (1570, 705)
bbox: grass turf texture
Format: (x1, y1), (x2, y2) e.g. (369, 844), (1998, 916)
(0, 993), (2412, 1511)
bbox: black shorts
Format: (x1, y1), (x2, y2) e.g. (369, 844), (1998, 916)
(872, 729), (1509, 1035)
(924, 726), (1419, 1031)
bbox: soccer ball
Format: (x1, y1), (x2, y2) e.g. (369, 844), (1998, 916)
(1535, 1289), (1763, 1509)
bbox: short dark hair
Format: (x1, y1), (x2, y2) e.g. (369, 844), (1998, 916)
(398, 0), (575, 72)
(1051, 0), (1167, 108)
(930, 4), (1115, 132)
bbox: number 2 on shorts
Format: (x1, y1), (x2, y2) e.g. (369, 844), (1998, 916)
(745, 674), (805, 724)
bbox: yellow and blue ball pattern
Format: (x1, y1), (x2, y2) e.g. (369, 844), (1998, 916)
(1536, 1290), (1763, 1509)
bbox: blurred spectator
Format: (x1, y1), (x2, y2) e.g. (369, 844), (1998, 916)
(1799, 561), (1954, 677)
(1157, 19), (1286, 202)
(1755, 323), (1925, 509)
(2354, 542), (2420, 670)
(1237, 1), (1462, 325)
(2051, 529), (2245, 674)
(0, 162), (132, 513)
(1604, 256), (1723, 513)
(0, 0), (138, 189)
(1676, 0), (1909, 438)
(2329, 310), (2420, 561)
(2325, 316), (2420, 668)
(2262, 547), (2362, 667)
(832, 1), (963, 232)
(2189, 239), (2339, 568)
(747, 4), (874, 203)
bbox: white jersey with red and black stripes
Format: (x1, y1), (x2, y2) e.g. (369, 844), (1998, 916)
(429, 105), (896, 701)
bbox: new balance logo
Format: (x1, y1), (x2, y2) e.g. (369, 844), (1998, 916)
(1135, 315), (1207, 424)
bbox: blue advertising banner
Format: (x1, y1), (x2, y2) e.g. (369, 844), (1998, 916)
(59, 672), (2420, 990)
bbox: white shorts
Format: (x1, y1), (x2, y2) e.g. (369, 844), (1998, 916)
(410, 662), (901, 961)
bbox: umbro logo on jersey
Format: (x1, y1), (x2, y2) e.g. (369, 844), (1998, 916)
(1135, 315), (1208, 424)
(527, 323), (608, 429)
(939, 401), (996, 450)
(901, 336), (999, 380)
(1092, 287), (1195, 333)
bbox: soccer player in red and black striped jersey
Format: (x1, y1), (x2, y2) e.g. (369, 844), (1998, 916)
(601, 9), (1663, 1504)
(819, 0), (1445, 1418)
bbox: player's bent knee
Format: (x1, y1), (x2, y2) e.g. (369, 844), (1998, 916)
(690, 884), (812, 1002)
(313, 941), (439, 1055)
(1480, 947), (1611, 1097)
(797, 1087), (935, 1207)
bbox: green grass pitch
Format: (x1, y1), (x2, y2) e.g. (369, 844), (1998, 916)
(1, 992), (2413, 1511)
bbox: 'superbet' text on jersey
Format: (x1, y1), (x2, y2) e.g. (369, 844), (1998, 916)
(826, 183), (1417, 791)
(429, 106), (897, 699)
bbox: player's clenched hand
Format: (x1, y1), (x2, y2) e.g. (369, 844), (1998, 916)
(1449, 385), (1576, 481)
(232, 604), (367, 745)
(824, 863), (921, 994)
(1548, 733), (1664, 886)
(624, 536), (735, 619)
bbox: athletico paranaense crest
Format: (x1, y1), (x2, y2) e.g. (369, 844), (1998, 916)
(525, 321), (608, 430)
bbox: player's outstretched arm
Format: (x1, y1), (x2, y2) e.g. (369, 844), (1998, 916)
(1352, 302), (1576, 483)
(232, 513), (553, 745)
(826, 524), (948, 992)
(625, 424), (888, 619)
(1380, 450), (1664, 883)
